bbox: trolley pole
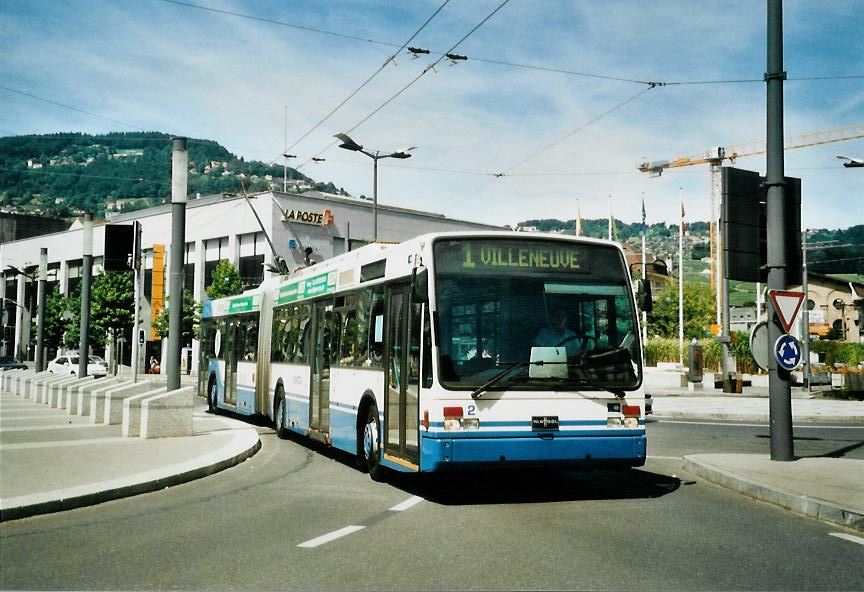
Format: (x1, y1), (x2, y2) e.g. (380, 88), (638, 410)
(35, 248), (47, 371)
(166, 137), (188, 392)
(766, 0), (794, 461)
(78, 213), (93, 378)
(131, 221), (142, 383)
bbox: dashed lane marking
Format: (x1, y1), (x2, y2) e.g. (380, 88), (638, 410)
(298, 525), (365, 548)
(389, 495), (424, 512)
(829, 533), (864, 546)
(298, 495), (425, 548)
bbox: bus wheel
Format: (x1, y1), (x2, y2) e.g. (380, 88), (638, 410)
(359, 402), (384, 481)
(274, 388), (287, 439)
(207, 377), (217, 413)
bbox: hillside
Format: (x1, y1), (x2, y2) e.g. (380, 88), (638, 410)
(517, 218), (864, 278)
(0, 132), (346, 218)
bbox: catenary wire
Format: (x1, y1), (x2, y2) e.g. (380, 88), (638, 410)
(282, 0), (452, 157)
(295, 0), (512, 170)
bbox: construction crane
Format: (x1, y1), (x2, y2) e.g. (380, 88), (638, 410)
(638, 123), (864, 312)
(639, 122), (864, 383)
(638, 124), (864, 176)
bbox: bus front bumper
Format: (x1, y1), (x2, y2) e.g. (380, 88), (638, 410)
(420, 432), (646, 472)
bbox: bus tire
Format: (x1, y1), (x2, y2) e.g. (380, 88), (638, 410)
(358, 401), (384, 481)
(274, 387), (287, 439)
(207, 376), (217, 413)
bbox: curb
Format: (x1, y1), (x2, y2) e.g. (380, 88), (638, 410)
(654, 412), (864, 425)
(683, 455), (864, 532)
(0, 417), (261, 522)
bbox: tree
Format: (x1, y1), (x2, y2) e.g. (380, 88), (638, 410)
(206, 259), (243, 300)
(647, 280), (715, 340)
(41, 285), (76, 356)
(152, 289), (200, 345)
(91, 271), (135, 347)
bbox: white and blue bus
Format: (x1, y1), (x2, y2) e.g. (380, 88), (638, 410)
(199, 231), (648, 478)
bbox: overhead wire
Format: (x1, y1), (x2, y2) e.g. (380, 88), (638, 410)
(281, 0), (452, 159)
(0, 85), (147, 131)
(295, 0), (513, 170)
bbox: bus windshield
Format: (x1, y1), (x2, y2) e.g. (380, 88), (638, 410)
(433, 237), (641, 392)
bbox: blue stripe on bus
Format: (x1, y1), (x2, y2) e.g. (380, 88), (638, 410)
(427, 419), (646, 428)
(419, 433), (646, 472)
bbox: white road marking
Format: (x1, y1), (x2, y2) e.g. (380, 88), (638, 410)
(829, 533), (864, 546)
(389, 495), (424, 512)
(657, 419), (864, 429)
(298, 525), (365, 548)
(647, 455), (683, 460)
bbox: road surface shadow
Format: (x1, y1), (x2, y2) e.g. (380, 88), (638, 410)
(388, 467), (681, 505)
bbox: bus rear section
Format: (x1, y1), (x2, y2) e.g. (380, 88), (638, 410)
(423, 235), (647, 471)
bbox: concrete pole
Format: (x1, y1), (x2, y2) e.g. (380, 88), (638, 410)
(131, 221), (142, 383)
(372, 154), (379, 241)
(35, 248), (47, 371)
(766, 0), (794, 461)
(801, 231), (810, 389)
(167, 137), (188, 391)
(678, 188), (684, 365)
(78, 213), (93, 378)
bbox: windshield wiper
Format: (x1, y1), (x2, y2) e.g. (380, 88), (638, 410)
(469, 348), (633, 400)
(470, 361), (531, 399)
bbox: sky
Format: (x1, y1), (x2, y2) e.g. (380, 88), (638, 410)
(1, 0), (862, 229)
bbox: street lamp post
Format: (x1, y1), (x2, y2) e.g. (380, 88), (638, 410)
(335, 133), (414, 241)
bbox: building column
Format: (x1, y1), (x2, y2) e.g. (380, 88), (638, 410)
(228, 234), (240, 268)
(59, 260), (70, 295)
(191, 238), (206, 374)
(13, 274), (26, 361)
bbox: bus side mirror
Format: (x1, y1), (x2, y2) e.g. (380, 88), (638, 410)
(411, 268), (428, 304)
(636, 279), (653, 313)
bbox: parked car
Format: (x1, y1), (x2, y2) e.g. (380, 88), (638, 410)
(0, 356), (28, 371)
(47, 353), (107, 377)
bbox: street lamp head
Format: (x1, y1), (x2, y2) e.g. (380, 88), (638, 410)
(390, 146), (416, 159)
(335, 133), (363, 152)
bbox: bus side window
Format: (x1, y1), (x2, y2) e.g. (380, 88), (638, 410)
(368, 288), (385, 368)
(421, 307), (433, 388)
(244, 317), (258, 362)
(297, 303), (313, 364)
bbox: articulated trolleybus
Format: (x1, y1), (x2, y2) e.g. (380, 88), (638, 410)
(199, 231), (647, 478)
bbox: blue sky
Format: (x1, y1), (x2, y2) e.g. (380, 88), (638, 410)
(2, 0), (862, 229)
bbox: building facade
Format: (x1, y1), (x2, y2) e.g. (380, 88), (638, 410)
(1, 190), (501, 365)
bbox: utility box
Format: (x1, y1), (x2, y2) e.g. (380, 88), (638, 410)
(688, 344), (703, 384)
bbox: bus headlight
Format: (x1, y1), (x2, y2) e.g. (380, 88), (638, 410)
(462, 418), (480, 431)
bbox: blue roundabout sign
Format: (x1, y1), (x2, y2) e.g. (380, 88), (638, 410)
(774, 334), (802, 371)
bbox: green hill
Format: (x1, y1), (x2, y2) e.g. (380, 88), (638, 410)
(0, 132), (345, 218)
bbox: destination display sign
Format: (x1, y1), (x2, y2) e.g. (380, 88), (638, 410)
(275, 271), (337, 305)
(210, 294), (261, 317)
(434, 238), (622, 278)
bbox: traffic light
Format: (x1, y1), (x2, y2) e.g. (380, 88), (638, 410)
(103, 224), (134, 271)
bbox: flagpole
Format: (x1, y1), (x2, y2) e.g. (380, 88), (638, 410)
(641, 193), (648, 351)
(608, 195), (613, 241)
(575, 198), (582, 237)
(679, 188), (685, 365)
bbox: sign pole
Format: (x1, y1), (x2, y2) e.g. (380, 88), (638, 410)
(766, 0), (794, 461)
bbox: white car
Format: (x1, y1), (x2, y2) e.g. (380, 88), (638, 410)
(47, 353), (108, 377)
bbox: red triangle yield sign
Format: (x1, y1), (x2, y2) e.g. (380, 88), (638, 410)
(768, 289), (805, 333)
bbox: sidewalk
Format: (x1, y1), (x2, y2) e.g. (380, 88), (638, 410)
(0, 384), (261, 521)
(647, 368), (864, 532)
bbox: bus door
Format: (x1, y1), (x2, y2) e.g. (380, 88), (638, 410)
(384, 284), (421, 468)
(224, 319), (238, 406)
(310, 301), (335, 434)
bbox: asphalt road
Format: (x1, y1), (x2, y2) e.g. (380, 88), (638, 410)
(1, 419), (862, 591)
